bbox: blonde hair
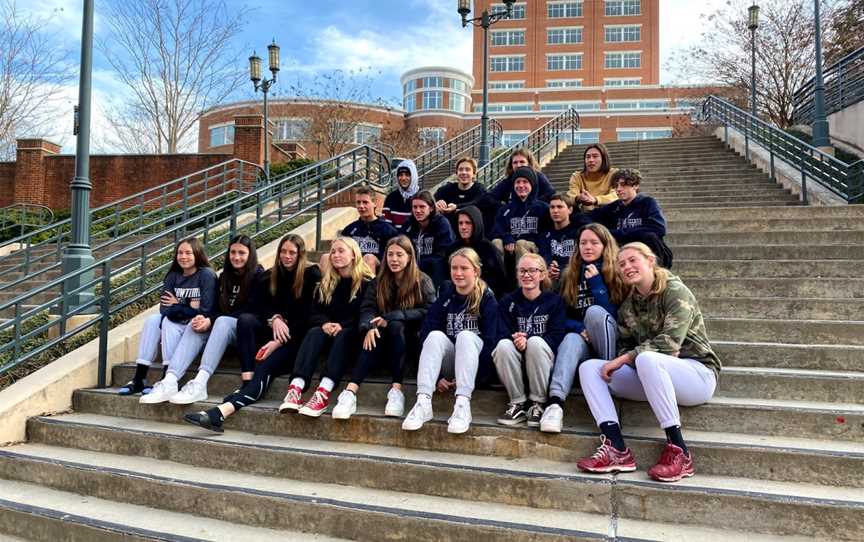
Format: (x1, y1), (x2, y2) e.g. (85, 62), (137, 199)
(455, 157), (478, 174)
(619, 242), (669, 296)
(448, 247), (487, 315)
(561, 223), (628, 306)
(517, 253), (552, 291)
(317, 237), (375, 305)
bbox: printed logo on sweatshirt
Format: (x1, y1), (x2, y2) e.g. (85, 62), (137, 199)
(353, 235), (379, 255)
(617, 216), (643, 231)
(517, 314), (549, 336)
(446, 311), (479, 337)
(417, 235), (435, 256)
(510, 216), (539, 236)
(173, 287), (201, 302)
(550, 238), (575, 259)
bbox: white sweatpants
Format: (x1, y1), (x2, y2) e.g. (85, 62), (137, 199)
(135, 313), (208, 373)
(492, 337), (554, 403)
(579, 351), (717, 429)
(416, 330), (483, 399)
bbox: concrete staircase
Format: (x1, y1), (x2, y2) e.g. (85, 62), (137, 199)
(0, 135), (863, 540)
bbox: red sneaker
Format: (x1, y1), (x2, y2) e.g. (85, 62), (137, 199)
(648, 443), (694, 482)
(576, 436), (637, 473)
(299, 387), (331, 417)
(278, 385), (303, 413)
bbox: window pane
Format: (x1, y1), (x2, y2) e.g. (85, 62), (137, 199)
(422, 91), (442, 109)
(491, 3), (525, 18)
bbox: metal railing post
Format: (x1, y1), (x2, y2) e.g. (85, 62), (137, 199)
(97, 260), (111, 388)
(139, 245), (147, 294)
(769, 131), (776, 181)
(315, 164), (324, 251)
(801, 150), (809, 204)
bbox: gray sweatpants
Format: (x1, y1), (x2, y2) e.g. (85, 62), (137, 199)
(416, 330), (483, 399)
(493, 336), (554, 403)
(135, 313), (208, 375)
(182, 315), (237, 377)
(548, 305), (618, 402)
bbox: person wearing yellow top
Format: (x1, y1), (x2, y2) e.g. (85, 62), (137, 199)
(567, 144), (618, 212)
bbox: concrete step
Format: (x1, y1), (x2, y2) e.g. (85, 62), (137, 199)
(686, 277), (864, 300)
(668, 218), (864, 233)
(655, 194), (799, 205)
(661, 200), (801, 209)
(721, 366), (864, 404)
(0, 478), (318, 541)
(646, 186), (789, 197)
(700, 296), (864, 321)
(715, 341), (864, 372)
(675, 259), (864, 279)
(672, 244), (864, 260)
(706, 317), (864, 346)
(665, 205), (864, 221)
(668, 230), (864, 246)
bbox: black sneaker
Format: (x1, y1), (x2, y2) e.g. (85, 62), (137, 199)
(183, 410), (224, 433)
(117, 380), (150, 396)
(526, 402), (544, 427)
(497, 402), (528, 426)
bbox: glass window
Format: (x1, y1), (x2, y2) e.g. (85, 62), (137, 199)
(491, 30), (526, 46)
(540, 101), (599, 111)
(546, 79), (582, 88)
(403, 80), (417, 94)
(605, 0), (640, 16)
(422, 91), (442, 109)
(419, 127), (446, 146)
(449, 93), (467, 112)
(605, 25), (640, 42)
(570, 131), (600, 144)
(617, 129), (673, 141)
(355, 125), (381, 145)
(500, 132), (530, 147)
(490, 56), (525, 72)
(476, 103), (532, 112)
(422, 76), (443, 88)
(490, 80), (526, 90)
(449, 79), (469, 92)
(491, 3), (526, 19)
(604, 78), (641, 87)
(605, 52), (641, 69)
(606, 101), (639, 110)
(209, 125), (234, 147)
(547, 27), (583, 44)
(404, 95), (416, 112)
(547, 53), (582, 71)
(547, 1), (583, 18)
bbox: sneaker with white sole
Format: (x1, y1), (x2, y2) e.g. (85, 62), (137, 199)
(331, 390), (357, 420)
(298, 387), (331, 417)
(526, 402), (544, 427)
(384, 387), (405, 417)
(278, 385), (303, 413)
(497, 401), (527, 426)
(169, 380), (207, 405)
(401, 398), (433, 431)
(539, 403), (564, 433)
(447, 400), (472, 434)
(139, 379), (178, 404)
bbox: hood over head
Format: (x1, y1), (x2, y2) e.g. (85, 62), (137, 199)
(509, 166), (538, 202)
(456, 205), (485, 244)
(395, 159), (420, 199)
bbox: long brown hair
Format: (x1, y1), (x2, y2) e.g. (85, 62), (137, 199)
(219, 235), (258, 313)
(561, 223), (627, 306)
(448, 247), (487, 315)
(317, 237), (374, 304)
(581, 144), (612, 175)
(169, 237), (210, 274)
(619, 242), (669, 297)
(505, 148), (539, 177)
(271, 234), (309, 299)
(376, 236), (423, 313)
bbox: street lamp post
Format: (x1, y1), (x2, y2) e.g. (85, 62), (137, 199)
(811, 0), (831, 150)
(457, 0), (515, 167)
(746, 4), (759, 161)
(249, 41), (280, 181)
(61, 0), (96, 310)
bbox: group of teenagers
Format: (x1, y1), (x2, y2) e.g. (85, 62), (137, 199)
(120, 144), (719, 483)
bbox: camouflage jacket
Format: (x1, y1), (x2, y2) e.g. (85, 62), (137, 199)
(617, 274), (721, 376)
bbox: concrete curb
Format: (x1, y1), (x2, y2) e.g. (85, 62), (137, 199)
(0, 207), (357, 445)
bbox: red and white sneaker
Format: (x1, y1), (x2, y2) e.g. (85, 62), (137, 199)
(299, 387), (331, 417)
(576, 436), (637, 474)
(647, 442), (694, 482)
(278, 385), (303, 413)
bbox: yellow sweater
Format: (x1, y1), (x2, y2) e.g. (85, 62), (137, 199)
(567, 168), (619, 210)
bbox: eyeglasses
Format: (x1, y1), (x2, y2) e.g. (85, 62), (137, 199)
(517, 267), (542, 276)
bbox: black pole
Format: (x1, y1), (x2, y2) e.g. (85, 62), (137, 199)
(750, 28), (757, 117)
(61, 0), (95, 310)
(479, 11), (491, 167)
(811, 0), (831, 148)
(263, 84), (270, 181)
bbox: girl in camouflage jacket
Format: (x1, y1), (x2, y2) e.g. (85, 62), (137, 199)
(575, 242), (721, 483)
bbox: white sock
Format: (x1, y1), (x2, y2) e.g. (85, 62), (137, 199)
(417, 393), (432, 405)
(193, 371), (210, 386)
(163, 372), (178, 387)
(319, 377), (335, 392)
(455, 394), (470, 407)
(290, 377), (305, 390)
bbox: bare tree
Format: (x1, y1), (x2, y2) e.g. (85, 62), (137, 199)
(98, 0), (248, 153)
(824, 0), (864, 64)
(666, 0), (843, 128)
(0, 1), (73, 159)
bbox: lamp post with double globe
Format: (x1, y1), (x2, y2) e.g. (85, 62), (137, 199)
(249, 41), (280, 181)
(457, 0), (515, 167)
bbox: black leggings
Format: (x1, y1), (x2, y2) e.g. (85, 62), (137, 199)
(236, 313), (268, 373)
(291, 327), (359, 391)
(350, 320), (419, 386)
(222, 338), (301, 410)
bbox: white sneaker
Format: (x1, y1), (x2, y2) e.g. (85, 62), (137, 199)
(539, 403), (564, 433)
(139, 379), (178, 404)
(169, 380), (207, 405)
(401, 398), (433, 431)
(331, 390), (357, 420)
(384, 387), (405, 417)
(447, 400), (472, 434)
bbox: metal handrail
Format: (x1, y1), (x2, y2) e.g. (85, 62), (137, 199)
(475, 108), (580, 190)
(413, 120), (503, 186)
(702, 95), (864, 203)
(0, 204), (54, 238)
(793, 46), (864, 125)
(0, 144), (392, 384)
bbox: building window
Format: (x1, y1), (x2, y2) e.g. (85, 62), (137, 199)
(404, 95), (416, 112)
(605, 25), (641, 42)
(500, 132), (530, 147)
(422, 76), (443, 89)
(605, 0), (641, 16)
(570, 131), (601, 144)
(209, 125), (234, 147)
(274, 118), (310, 141)
(450, 79), (469, 92)
(422, 91), (443, 109)
(547, 27), (583, 44)
(403, 80), (417, 94)
(491, 30), (525, 46)
(546, 79), (582, 88)
(419, 127), (446, 146)
(490, 80), (526, 90)
(605, 100), (669, 110)
(617, 129), (673, 141)
(547, 53), (583, 71)
(449, 93), (467, 112)
(547, 1), (583, 18)
(490, 56), (525, 72)
(539, 101), (600, 111)
(355, 124), (381, 144)
(475, 103), (533, 112)
(604, 51), (641, 69)
(604, 78), (641, 87)
(491, 2), (526, 19)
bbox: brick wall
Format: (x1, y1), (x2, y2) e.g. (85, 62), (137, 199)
(0, 163), (15, 207)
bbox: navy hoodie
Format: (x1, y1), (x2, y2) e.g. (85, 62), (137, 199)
(420, 280), (499, 386)
(404, 214), (456, 278)
(562, 261), (618, 334)
(490, 170), (555, 203)
(588, 193), (667, 238)
(492, 167), (550, 245)
(537, 221), (582, 269)
(341, 217), (399, 261)
(446, 205), (507, 298)
(434, 182), (487, 212)
(497, 289), (567, 355)
(160, 267), (219, 323)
